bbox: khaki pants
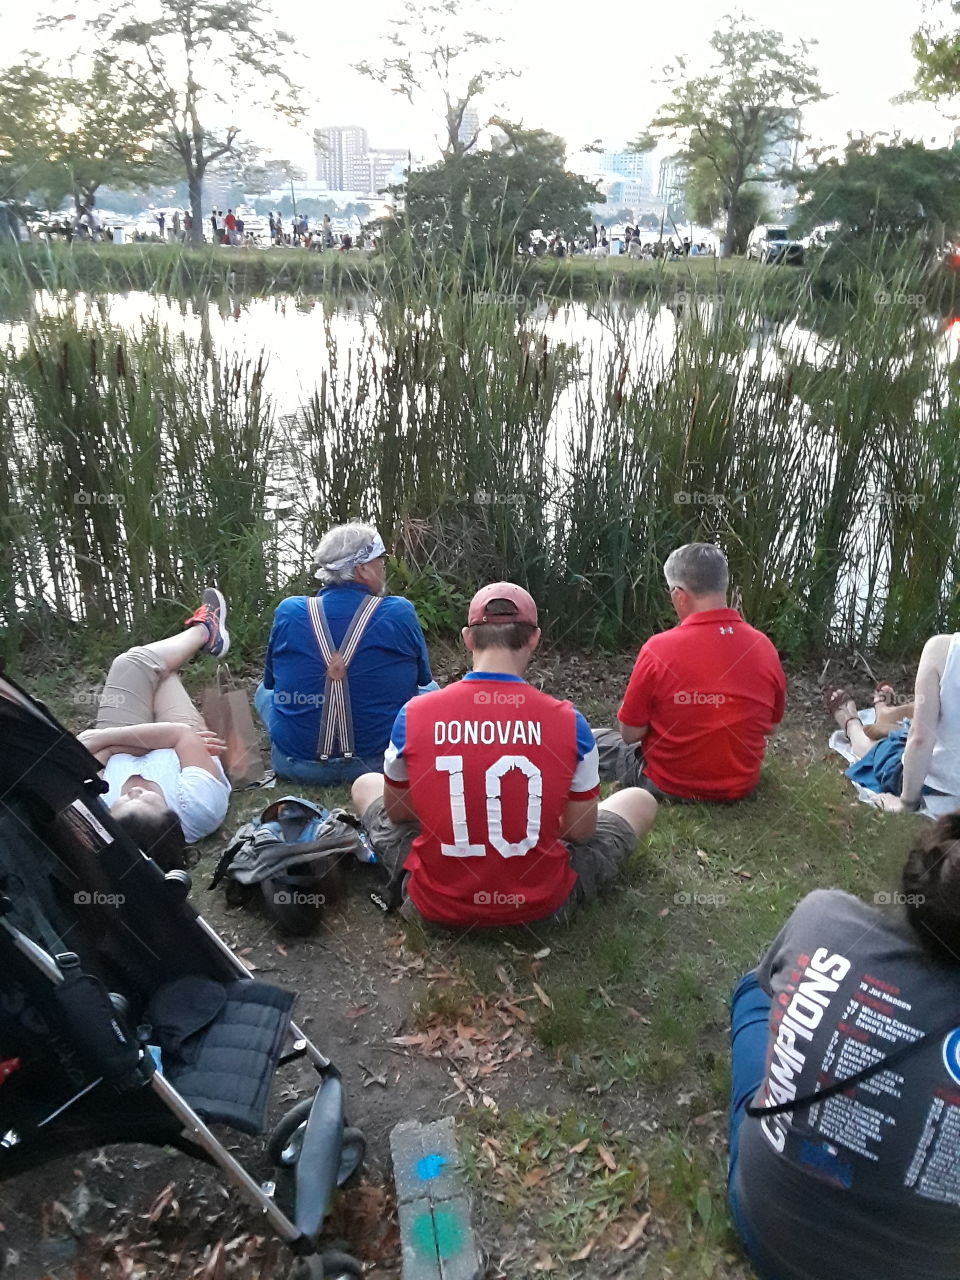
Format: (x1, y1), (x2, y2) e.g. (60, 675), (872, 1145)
(96, 647), (206, 731)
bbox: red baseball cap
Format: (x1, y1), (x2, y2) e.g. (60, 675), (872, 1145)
(467, 582), (538, 627)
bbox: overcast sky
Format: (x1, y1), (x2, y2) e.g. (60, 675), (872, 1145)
(3, 0), (951, 174)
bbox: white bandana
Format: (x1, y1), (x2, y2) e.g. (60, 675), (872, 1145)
(314, 531), (386, 578)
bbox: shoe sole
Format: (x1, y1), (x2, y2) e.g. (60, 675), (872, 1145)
(203, 587), (230, 658)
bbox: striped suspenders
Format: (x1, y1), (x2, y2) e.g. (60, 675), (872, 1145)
(306, 593), (382, 761)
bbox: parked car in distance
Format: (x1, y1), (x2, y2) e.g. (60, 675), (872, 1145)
(746, 224), (805, 265)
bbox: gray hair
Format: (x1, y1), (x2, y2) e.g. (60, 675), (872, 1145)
(663, 543), (729, 597)
(312, 521), (380, 585)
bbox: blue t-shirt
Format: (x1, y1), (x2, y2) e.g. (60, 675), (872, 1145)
(263, 584), (433, 763)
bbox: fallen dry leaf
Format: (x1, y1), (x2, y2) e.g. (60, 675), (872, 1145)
(531, 1252), (557, 1272)
(571, 1238), (597, 1261)
(202, 1242), (226, 1280)
(568, 1138), (590, 1154)
(596, 1144), (617, 1172)
(532, 982), (553, 1010)
(618, 1211), (651, 1251)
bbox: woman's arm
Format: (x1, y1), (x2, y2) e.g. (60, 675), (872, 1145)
(899, 635), (950, 808)
(78, 722), (191, 760)
(78, 723), (226, 776)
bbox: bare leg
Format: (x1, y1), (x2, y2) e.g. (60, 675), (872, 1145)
(865, 701), (915, 741)
(599, 786), (658, 838)
(352, 772), (385, 818)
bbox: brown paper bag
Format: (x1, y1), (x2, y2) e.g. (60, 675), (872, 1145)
(202, 668), (264, 788)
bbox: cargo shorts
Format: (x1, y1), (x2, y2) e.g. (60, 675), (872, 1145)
(361, 797), (636, 926)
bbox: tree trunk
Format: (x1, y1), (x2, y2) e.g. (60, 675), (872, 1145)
(721, 199), (737, 258)
(188, 166), (204, 246)
(721, 167), (746, 258)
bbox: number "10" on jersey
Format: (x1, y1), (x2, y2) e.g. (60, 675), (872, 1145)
(436, 754), (543, 859)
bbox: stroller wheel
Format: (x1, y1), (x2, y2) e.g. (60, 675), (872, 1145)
(268, 1097), (313, 1167)
(320, 1251), (365, 1279)
(336, 1126), (366, 1187)
(288, 1252), (364, 1280)
(269, 1103), (366, 1186)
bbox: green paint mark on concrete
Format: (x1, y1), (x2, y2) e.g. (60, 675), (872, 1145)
(410, 1207), (465, 1261)
(433, 1206), (465, 1259)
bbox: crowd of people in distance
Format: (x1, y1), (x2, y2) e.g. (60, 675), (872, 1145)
(534, 223), (716, 260)
(80, 524), (960, 1280)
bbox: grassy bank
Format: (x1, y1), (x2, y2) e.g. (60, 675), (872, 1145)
(0, 241), (803, 307)
(33, 652), (916, 1278)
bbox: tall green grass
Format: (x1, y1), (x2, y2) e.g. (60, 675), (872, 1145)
(1, 242), (958, 665)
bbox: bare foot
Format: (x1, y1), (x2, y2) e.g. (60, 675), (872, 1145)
(822, 687), (858, 731)
(873, 682), (895, 707)
(834, 698), (859, 732)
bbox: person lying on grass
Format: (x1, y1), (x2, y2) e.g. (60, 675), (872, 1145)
(727, 812), (960, 1280)
(78, 590), (231, 870)
(593, 542), (786, 803)
(351, 582), (657, 929)
(824, 632), (960, 815)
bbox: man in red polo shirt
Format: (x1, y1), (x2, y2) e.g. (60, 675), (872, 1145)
(352, 583), (657, 928)
(595, 544), (785, 803)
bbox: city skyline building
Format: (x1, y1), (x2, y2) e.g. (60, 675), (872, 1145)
(314, 127), (411, 194)
(314, 126), (370, 190)
(458, 107), (481, 151)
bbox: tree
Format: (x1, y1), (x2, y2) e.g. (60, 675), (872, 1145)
(637, 15), (823, 256)
(793, 138), (960, 241)
(241, 158), (306, 196)
(0, 56), (169, 222)
(355, 0), (517, 158)
(910, 1), (960, 103)
(392, 119), (602, 256)
(55, 0), (303, 244)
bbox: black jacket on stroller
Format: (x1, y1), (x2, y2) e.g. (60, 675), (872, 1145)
(0, 673), (365, 1279)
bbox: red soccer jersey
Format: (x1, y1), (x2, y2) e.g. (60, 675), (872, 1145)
(618, 608), (786, 801)
(384, 672), (600, 926)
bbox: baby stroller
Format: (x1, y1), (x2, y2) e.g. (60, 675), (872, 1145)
(0, 673), (365, 1279)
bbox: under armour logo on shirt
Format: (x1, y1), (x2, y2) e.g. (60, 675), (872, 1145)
(720, 626), (734, 635)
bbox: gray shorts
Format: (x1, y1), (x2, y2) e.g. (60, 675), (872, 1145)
(362, 798), (636, 926)
(592, 727), (693, 804)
